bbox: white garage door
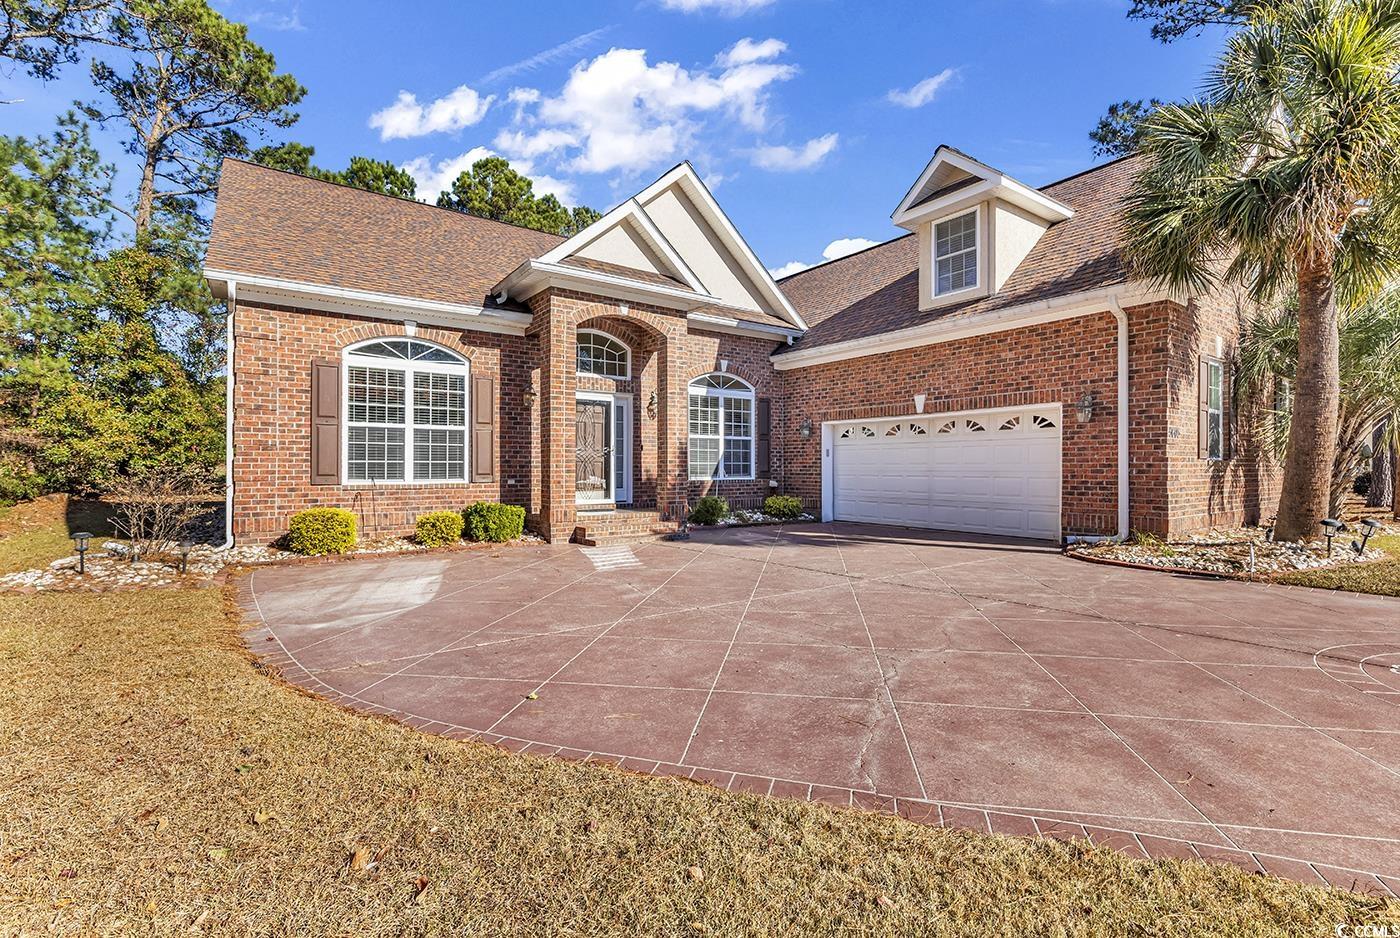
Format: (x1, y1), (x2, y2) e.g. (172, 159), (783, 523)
(830, 408), (1062, 540)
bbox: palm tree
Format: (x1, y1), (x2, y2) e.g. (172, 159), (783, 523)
(1237, 287), (1400, 515)
(1123, 0), (1400, 540)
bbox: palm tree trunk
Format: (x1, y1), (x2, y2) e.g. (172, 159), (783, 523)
(1274, 254), (1341, 540)
(1368, 416), (1393, 508)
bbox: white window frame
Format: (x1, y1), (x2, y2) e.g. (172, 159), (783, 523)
(341, 338), (470, 485)
(576, 328), (631, 380)
(1204, 357), (1224, 461)
(688, 373), (755, 481)
(931, 204), (981, 298)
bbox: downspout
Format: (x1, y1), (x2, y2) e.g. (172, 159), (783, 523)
(1108, 294), (1130, 542)
(221, 281), (236, 550)
(1065, 294), (1130, 545)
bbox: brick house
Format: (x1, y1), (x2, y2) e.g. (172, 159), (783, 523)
(204, 145), (1278, 546)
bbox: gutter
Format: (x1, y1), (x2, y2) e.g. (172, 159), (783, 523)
(221, 280), (236, 550)
(770, 282), (1165, 371)
(1107, 295), (1131, 543)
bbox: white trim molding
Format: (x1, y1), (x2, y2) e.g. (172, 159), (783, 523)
(203, 268), (532, 336)
(770, 282), (1169, 371)
(495, 258), (722, 313)
(892, 145), (1074, 231)
(686, 310), (804, 341)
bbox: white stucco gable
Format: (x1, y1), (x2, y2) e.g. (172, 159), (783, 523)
(513, 162), (805, 331)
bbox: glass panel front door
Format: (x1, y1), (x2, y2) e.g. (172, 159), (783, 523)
(575, 399), (611, 502)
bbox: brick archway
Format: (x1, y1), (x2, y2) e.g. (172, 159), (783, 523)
(530, 291), (688, 542)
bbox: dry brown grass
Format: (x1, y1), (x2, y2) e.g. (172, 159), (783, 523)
(0, 495), (114, 575)
(0, 583), (1394, 936)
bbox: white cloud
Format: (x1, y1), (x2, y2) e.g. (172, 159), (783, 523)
(768, 260), (811, 278)
(659, 0), (776, 13)
(821, 237), (878, 261)
(751, 132), (838, 171)
(769, 236), (878, 279)
(478, 26), (613, 86)
(369, 85), (494, 140)
(508, 45), (798, 174)
(494, 127), (578, 160)
(886, 68), (957, 108)
(716, 37), (786, 67)
(402, 147), (578, 206)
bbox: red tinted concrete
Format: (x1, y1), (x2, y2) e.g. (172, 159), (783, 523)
(243, 523), (1400, 892)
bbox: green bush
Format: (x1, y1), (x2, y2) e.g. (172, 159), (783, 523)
(462, 502), (525, 542)
(689, 495), (730, 526)
(762, 495), (804, 520)
(287, 507), (357, 555)
(415, 510), (464, 547)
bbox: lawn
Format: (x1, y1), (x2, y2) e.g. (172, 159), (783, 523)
(0, 495), (114, 575)
(1275, 534), (1400, 596)
(0, 578), (1394, 933)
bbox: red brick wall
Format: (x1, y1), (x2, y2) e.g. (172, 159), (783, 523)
(231, 291), (1278, 545)
(230, 299), (536, 544)
(776, 311), (1127, 536)
(1162, 286), (1281, 532)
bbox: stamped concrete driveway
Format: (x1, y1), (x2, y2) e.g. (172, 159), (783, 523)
(243, 523), (1400, 889)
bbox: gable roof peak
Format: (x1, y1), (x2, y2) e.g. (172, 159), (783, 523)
(891, 144), (1074, 231)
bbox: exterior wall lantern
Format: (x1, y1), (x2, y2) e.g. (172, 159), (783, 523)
(798, 418), (813, 440)
(1074, 391), (1095, 424)
(647, 390), (657, 419)
(522, 387), (537, 408)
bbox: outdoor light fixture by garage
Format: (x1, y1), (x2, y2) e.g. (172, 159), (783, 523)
(1074, 391), (1095, 424)
(798, 418), (813, 440)
(914, 393), (927, 414)
(72, 532), (92, 575)
(1320, 519), (1346, 554)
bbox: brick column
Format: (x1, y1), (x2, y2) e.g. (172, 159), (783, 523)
(536, 299), (577, 542)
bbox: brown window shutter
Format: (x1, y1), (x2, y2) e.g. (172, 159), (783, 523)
(756, 398), (772, 478)
(471, 373), (495, 483)
(311, 359), (340, 485)
(1198, 357), (1211, 459)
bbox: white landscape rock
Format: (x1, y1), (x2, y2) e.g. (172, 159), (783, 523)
(1070, 523), (1393, 577)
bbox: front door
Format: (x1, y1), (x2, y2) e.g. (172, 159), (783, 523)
(575, 399), (612, 503)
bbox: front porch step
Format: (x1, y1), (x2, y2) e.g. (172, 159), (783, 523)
(571, 509), (680, 547)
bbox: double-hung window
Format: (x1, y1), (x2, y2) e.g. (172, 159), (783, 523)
(688, 373), (754, 480)
(934, 209), (978, 296)
(344, 339), (467, 482)
(1201, 356), (1225, 460)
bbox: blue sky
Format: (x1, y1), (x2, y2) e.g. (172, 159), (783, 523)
(2, 0), (1227, 275)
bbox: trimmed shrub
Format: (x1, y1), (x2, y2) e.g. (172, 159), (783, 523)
(689, 495), (729, 526)
(287, 507), (357, 555)
(762, 495), (803, 520)
(415, 510), (464, 547)
(463, 502), (525, 542)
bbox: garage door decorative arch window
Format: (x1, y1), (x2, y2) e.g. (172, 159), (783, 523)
(343, 338), (467, 482)
(688, 373), (754, 480)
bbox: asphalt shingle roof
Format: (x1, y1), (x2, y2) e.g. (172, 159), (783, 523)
(776, 154), (1142, 353)
(206, 159), (565, 310)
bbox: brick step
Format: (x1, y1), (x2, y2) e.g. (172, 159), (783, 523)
(571, 510), (680, 547)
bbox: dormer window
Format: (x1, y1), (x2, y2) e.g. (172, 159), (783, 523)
(934, 209), (979, 296)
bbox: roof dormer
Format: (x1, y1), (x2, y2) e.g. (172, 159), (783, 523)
(892, 146), (1074, 312)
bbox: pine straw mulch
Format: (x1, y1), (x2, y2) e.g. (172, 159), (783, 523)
(0, 584), (1395, 936)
